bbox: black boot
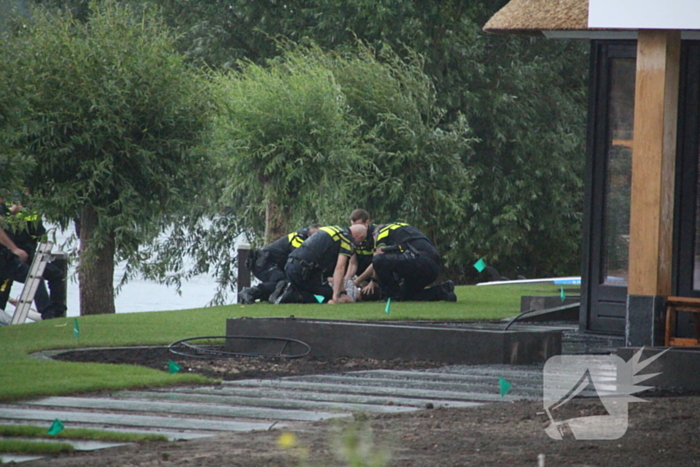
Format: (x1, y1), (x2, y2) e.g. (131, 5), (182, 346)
(40, 302), (66, 320)
(268, 281), (288, 304)
(277, 283), (305, 304)
(238, 286), (262, 304)
(441, 280), (457, 302)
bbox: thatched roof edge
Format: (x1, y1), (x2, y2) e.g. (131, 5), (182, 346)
(484, 0), (589, 34)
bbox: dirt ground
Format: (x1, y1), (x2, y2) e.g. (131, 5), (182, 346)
(24, 348), (700, 466)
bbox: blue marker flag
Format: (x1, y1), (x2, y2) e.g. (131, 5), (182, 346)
(314, 294), (325, 303)
(499, 377), (512, 397)
(385, 298), (391, 314)
(474, 259), (486, 272)
(73, 318), (80, 338)
(560, 287), (566, 302)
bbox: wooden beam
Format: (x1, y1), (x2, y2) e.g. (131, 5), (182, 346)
(628, 30), (680, 296)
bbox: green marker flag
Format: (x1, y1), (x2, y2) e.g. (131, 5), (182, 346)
(385, 298), (391, 314)
(560, 287), (566, 302)
(73, 318), (80, 338)
(474, 258), (486, 272)
(314, 294), (325, 303)
(499, 377), (512, 397)
(168, 360), (181, 374)
(48, 419), (64, 435)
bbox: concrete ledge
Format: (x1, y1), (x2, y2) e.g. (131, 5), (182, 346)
(520, 295), (580, 314)
(226, 318), (562, 365)
(618, 346), (700, 391)
(509, 302), (580, 323)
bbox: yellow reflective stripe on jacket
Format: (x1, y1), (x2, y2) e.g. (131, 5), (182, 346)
(339, 238), (352, 252)
(288, 232), (305, 248)
(319, 226), (352, 253)
(376, 223), (408, 244)
(16, 212), (40, 222)
(319, 226), (342, 238)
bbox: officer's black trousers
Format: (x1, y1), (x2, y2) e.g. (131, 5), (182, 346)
(284, 261), (332, 303)
(372, 252), (443, 301)
(0, 255), (65, 315)
(251, 260), (287, 301)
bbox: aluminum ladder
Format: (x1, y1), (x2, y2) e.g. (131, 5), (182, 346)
(10, 241), (55, 325)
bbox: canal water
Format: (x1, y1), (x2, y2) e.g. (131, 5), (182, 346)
(53, 227), (227, 318)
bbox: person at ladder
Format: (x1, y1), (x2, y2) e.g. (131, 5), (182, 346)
(0, 213), (66, 320)
(0, 198), (12, 311)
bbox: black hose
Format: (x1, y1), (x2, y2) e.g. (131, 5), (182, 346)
(168, 335), (311, 359)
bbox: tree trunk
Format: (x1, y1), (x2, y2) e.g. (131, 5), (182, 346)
(78, 204), (116, 315)
(264, 197), (287, 244)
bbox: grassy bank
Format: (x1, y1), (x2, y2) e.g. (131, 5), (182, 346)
(0, 283), (570, 401)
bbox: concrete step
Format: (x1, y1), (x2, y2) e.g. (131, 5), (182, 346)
(5, 437), (130, 451)
(149, 384), (482, 409)
(24, 396), (351, 422)
(0, 437), (133, 464)
(285, 373), (544, 397)
(0, 454), (45, 464)
(116, 389), (425, 413)
(0, 364), (572, 463)
(0, 406), (280, 432)
(224, 376), (538, 402)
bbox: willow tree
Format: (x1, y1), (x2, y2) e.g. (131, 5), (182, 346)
(2, 0), (215, 315)
(0, 64), (34, 197)
(212, 49), (363, 244)
(144, 44), (473, 303)
(322, 45), (474, 266)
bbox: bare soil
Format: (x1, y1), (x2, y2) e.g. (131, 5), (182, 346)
(50, 346), (445, 381)
(24, 348), (700, 466)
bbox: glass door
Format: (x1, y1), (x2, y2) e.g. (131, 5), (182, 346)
(676, 42), (700, 299)
(581, 42), (636, 335)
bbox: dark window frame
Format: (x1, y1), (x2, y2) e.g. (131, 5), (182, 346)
(580, 40), (636, 334)
(674, 41), (700, 298)
(582, 39), (700, 335)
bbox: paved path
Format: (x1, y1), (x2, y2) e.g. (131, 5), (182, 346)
(0, 324), (623, 463)
(0, 364), (546, 463)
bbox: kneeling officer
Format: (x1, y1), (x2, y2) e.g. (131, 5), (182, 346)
(371, 222), (456, 302)
(272, 224), (367, 304)
(239, 224), (320, 304)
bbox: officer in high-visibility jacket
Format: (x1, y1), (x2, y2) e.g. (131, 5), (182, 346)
(368, 223), (456, 302)
(0, 199), (12, 311)
(0, 202), (66, 319)
(271, 224), (367, 304)
(238, 224), (320, 304)
(344, 209), (379, 301)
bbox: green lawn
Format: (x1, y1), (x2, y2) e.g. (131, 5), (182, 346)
(0, 439), (74, 455)
(0, 423), (169, 456)
(0, 283), (571, 402)
(0, 424), (167, 442)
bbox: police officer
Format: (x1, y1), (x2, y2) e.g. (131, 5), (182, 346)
(0, 202), (66, 319)
(0, 199), (13, 311)
(370, 222), (456, 302)
(346, 209), (379, 300)
(272, 224), (367, 304)
(238, 224), (320, 304)
(347, 209), (374, 277)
